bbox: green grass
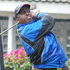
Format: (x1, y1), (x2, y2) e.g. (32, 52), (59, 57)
(57, 68), (70, 70)
(57, 68), (61, 70)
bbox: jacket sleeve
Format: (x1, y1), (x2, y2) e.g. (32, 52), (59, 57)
(34, 14), (55, 42)
(43, 14), (55, 31)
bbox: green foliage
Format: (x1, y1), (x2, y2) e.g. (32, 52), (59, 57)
(3, 47), (32, 70)
(65, 59), (70, 66)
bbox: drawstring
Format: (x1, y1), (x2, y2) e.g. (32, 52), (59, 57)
(0, 21), (19, 35)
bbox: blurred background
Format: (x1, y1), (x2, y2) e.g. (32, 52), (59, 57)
(0, 0), (70, 69)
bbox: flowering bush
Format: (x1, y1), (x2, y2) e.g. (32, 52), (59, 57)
(3, 47), (32, 70)
(57, 59), (70, 70)
(65, 59), (70, 68)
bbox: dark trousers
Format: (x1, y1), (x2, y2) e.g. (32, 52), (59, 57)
(42, 68), (57, 70)
(32, 66), (57, 70)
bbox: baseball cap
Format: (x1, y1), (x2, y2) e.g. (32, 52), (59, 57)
(15, 3), (30, 19)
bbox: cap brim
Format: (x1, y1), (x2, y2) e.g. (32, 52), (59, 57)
(17, 4), (30, 14)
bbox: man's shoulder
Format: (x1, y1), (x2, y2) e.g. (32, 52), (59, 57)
(37, 12), (48, 17)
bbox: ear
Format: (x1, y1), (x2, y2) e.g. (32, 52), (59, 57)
(16, 17), (20, 21)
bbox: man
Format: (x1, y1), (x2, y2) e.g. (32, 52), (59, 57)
(15, 3), (67, 70)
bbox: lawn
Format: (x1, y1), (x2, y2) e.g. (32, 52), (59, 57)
(57, 68), (70, 70)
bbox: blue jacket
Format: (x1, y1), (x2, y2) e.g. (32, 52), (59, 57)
(17, 13), (67, 68)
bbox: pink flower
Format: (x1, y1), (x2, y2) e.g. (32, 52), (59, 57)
(19, 64), (22, 66)
(14, 49), (19, 55)
(19, 51), (25, 57)
(21, 47), (24, 51)
(15, 57), (19, 59)
(15, 54), (18, 57)
(3, 53), (8, 57)
(18, 61), (21, 63)
(10, 51), (13, 55)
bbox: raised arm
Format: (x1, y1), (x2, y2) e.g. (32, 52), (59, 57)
(34, 13), (55, 42)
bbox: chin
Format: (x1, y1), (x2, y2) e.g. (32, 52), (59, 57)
(27, 19), (32, 22)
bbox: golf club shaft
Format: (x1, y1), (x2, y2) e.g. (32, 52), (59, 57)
(0, 21), (19, 35)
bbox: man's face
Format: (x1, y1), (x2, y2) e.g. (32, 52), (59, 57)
(16, 8), (33, 24)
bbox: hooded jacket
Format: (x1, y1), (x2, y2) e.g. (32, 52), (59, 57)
(17, 13), (67, 68)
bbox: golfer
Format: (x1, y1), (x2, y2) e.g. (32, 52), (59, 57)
(15, 3), (67, 70)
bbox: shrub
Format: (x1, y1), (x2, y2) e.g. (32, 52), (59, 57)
(3, 47), (32, 70)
